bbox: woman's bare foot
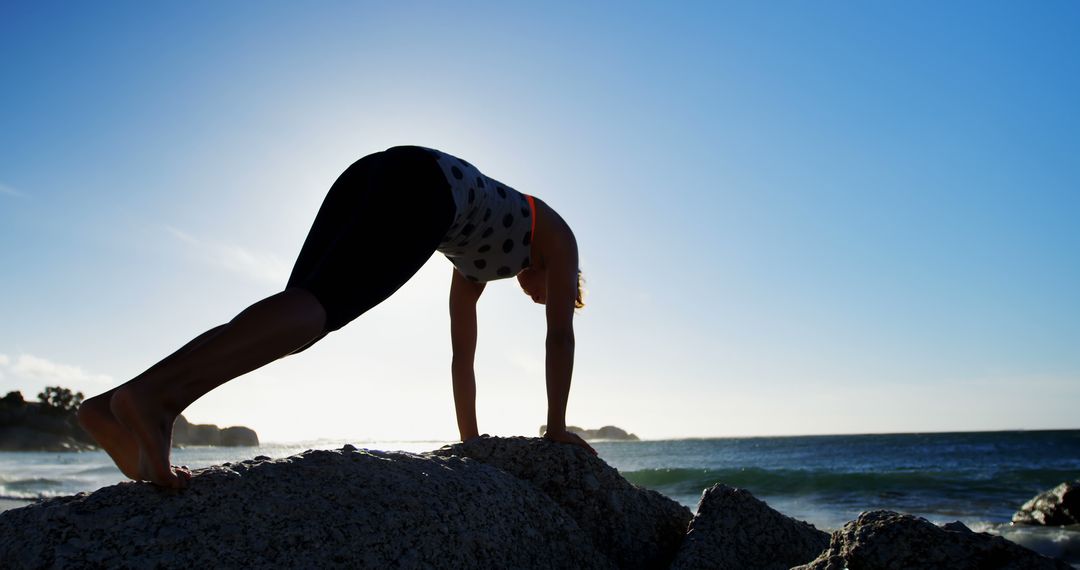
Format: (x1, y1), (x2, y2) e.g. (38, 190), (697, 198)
(77, 393), (143, 480)
(109, 386), (188, 488)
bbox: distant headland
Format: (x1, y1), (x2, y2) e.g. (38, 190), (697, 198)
(539, 424), (639, 441)
(0, 387), (258, 452)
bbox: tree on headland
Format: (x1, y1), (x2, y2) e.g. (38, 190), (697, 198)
(1, 391), (25, 406)
(37, 386), (84, 414)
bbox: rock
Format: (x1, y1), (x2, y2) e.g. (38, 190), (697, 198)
(172, 415), (259, 447)
(0, 445), (613, 569)
(794, 510), (1072, 570)
(432, 435), (690, 569)
(219, 426), (259, 447)
(942, 520), (974, 532)
(539, 424), (641, 441)
(1013, 480), (1080, 526)
(670, 484), (829, 570)
(590, 425), (640, 441)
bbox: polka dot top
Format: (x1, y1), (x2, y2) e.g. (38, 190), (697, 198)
(421, 147), (534, 283)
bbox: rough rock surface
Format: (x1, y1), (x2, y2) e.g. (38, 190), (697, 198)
(0, 445), (612, 569)
(794, 510), (1072, 570)
(670, 484), (829, 570)
(433, 436), (691, 569)
(1013, 480), (1080, 526)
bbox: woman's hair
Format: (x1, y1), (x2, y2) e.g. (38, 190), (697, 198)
(575, 270), (586, 310)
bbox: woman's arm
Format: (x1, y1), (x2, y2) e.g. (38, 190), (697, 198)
(449, 269), (485, 441)
(538, 210), (596, 455)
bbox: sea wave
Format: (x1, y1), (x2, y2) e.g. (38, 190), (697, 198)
(619, 466), (1080, 499)
(0, 476), (64, 489)
(0, 482), (66, 500)
(0, 491), (54, 500)
(0, 475), (80, 500)
(982, 523), (1080, 567)
(73, 465), (127, 476)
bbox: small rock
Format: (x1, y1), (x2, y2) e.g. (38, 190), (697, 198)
(670, 484), (829, 570)
(1013, 480), (1080, 526)
(942, 520), (973, 533)
(794, 510), (1072, 570)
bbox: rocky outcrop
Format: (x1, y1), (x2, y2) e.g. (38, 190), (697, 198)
(172, 416), (259, 447)
(0, 395), (258, 450)
(0, 400), (95, 451)
(794, 510), (1072, 570)
(0, 443), (615, 569)
(219, 426), (259, 447)
(0, 437), (693, 568)
(1013, 480), (1080, 526)
(433, 436), (690, 569)
(539, 425), (640, 441)
(670, 484), (829, 570)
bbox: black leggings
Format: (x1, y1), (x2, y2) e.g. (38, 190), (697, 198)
(286, 146), (455, 352)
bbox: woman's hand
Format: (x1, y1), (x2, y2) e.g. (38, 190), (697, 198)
(543, 429), (597, 456)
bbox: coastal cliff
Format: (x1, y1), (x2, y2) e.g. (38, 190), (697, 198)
(0, 390), (258, 451)
(0, 392), (95, 451)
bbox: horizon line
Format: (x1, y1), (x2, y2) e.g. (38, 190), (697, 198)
(254, 426), (1080, 446)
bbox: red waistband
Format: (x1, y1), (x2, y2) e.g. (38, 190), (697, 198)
(526, 194), (537, 239)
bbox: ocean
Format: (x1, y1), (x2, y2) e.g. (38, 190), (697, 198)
(2, 430), (1078, 565)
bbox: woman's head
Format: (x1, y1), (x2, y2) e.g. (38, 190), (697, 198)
(517, 267), (585, 309)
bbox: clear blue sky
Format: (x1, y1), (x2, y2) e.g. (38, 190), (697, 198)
(2, 1), (1078, 442)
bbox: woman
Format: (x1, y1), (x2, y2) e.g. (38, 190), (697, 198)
(78, 145), (595, 488)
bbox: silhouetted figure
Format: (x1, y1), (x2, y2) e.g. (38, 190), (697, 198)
(79, 145), (592, 488)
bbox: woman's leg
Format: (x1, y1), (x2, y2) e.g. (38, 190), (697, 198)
(84, 146), (451, 487)
(79, 324), (228, 479)
(84, 288), (326, 487)
(81, 154), (382, 486)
